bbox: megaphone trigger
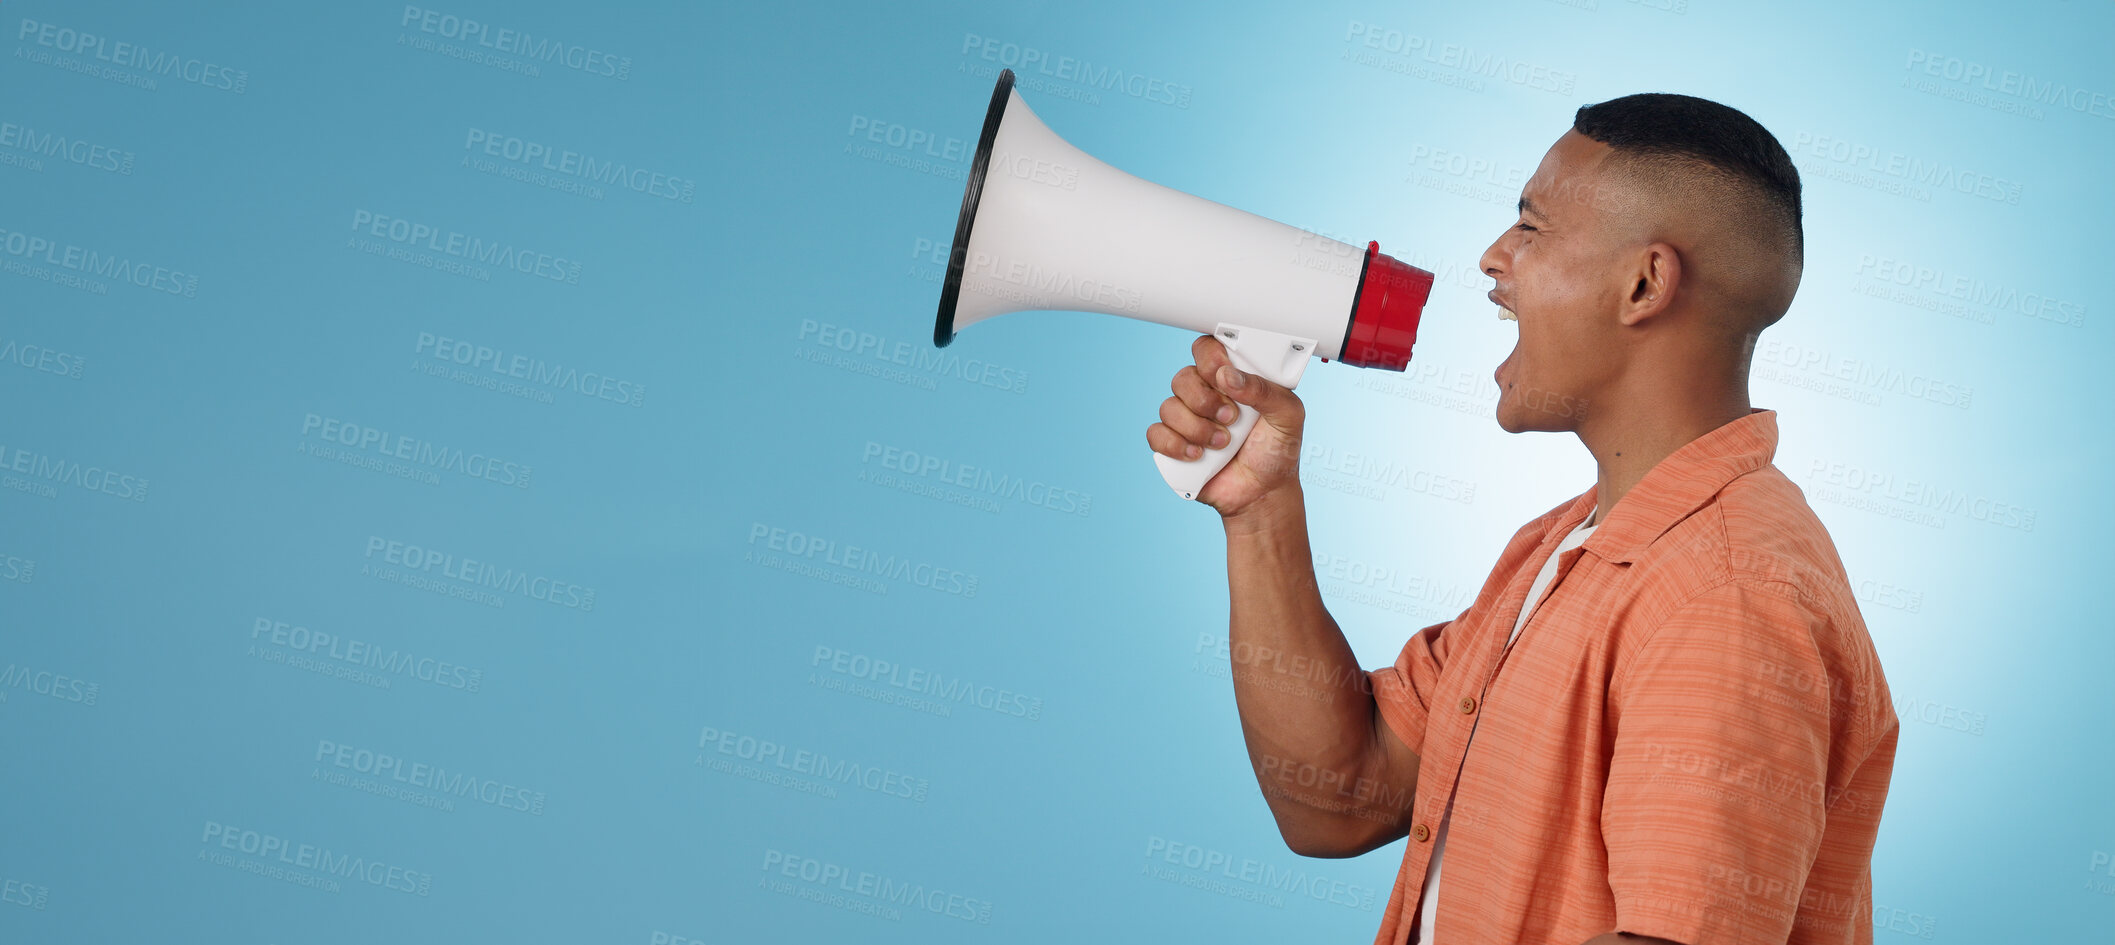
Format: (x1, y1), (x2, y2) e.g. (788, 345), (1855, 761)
(1151, 323), (1318, 501)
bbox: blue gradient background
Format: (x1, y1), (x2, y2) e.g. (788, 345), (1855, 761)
(3, 0), (2109, 941)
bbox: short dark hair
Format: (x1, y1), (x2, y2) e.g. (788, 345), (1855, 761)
(1572, 93), (1803, 262)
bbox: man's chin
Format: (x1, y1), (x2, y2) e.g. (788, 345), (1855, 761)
(1495, 401), (1575, 435)
(1494, 389), (1529, 433)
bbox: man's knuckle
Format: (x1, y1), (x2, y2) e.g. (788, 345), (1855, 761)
(1173, 373), (1204, 401)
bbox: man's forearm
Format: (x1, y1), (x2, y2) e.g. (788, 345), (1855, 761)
(1222, 485), (1416, 854)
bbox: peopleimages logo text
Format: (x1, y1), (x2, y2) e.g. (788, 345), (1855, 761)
(401, 6), (632, 78)
(363, 537), (596, 611)
(1906, 49), (2115, 120)
(462, 129), (693, 202)
(349, 210), (580, 284)
(17, 18), (249, 92)
(0, 226), (196, 296)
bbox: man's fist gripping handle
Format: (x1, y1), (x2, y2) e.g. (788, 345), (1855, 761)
(1152, 324), (1318, 500)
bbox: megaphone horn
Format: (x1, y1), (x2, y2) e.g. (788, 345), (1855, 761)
(934, 68), (1434, 501)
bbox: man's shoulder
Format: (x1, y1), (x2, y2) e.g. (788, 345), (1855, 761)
(1626, 464), (1894, 728)
(1711, 463), (1855, 603)
(1609, 463), (1868, 642)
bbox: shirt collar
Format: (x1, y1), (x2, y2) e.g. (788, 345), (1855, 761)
(1555, 409), (1780, 565)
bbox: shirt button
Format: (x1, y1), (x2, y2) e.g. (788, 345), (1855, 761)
(1411, 823), (1431, 842)
(1458, 696), (1477, 714)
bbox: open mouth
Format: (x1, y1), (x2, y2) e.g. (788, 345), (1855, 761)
(1488, 289), (1516, 321)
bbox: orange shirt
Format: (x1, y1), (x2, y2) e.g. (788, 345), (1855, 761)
(1367, 410), (1897, 945)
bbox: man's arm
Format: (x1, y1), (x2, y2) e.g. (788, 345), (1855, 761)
(1222, 487), (1423, 856)
(1147, 334), (1422, 858)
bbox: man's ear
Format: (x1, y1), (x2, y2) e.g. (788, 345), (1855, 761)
(1617, 242), (1680, 327)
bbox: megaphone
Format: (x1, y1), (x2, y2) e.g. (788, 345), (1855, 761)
(934, 69), (1434, 501)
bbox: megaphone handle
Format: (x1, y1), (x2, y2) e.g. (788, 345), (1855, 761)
(1154, 324), (1317, 501)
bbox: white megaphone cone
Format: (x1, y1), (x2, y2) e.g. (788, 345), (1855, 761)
(934, 69), (1434, 501)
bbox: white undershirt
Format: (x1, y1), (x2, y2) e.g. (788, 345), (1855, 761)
(1412, 510), (1598, 944)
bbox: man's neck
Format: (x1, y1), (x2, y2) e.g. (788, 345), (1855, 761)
(1578, 388), (1751, 527)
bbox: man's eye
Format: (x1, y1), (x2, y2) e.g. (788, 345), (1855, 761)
(1514, 222), (1537, 232)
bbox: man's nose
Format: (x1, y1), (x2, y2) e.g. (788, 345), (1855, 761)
(1478, 233), (1508, 280)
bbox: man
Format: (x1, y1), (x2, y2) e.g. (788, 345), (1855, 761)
(1146, 94), (1898, 945)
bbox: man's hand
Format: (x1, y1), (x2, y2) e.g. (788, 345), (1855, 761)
(1146, 333), (1307, 518)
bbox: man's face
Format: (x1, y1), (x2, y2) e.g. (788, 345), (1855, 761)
(1480, 130), (1629, 434)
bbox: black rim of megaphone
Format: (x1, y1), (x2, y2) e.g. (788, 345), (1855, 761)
(933, 68), (1016, 348)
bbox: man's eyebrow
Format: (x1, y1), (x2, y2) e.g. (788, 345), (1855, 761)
(1518, 196), (1547, 219)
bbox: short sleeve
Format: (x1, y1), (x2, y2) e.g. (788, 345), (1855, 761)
(1367, 616), (1454, 755)
(1602, 580), (1833, 945)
